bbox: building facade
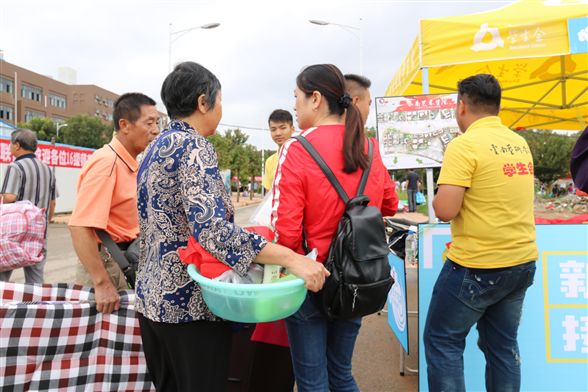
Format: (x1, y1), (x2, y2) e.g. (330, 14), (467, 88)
(0, 60), (118, 126)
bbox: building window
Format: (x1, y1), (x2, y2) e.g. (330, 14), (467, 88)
(52, 117), (66, 125)
(107, 99), (114, 108)
(24, 109), (44, 122)
(0, 104), (13, 120)
(0, 77), (13, 94)
(48, 93), (67, 109)
(21, 84), (42, 102)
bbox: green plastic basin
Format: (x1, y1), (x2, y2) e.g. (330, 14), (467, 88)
(187, 264), (307, 323)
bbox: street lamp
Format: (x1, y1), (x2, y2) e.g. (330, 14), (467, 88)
(56, 123), (68, 141)
(309, 19), (363, 75)
(51, 123), (67, 174)
(168, 22), (221, 71)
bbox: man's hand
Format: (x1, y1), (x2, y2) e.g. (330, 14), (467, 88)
(0, 193), (17, 203)
(70, 225), (120, 313)
(94, 279), (121, 313)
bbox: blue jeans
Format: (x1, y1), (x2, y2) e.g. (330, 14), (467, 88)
(424, 259), (536, 392)
(286, 295), (362, 392)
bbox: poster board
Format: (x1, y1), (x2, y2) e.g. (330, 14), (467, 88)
(375, 94), (460, 170)
(418, 224), (588, 392)
(387, 254), (409, 353)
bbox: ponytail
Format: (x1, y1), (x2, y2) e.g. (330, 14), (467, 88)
(343, 103), (368, 173)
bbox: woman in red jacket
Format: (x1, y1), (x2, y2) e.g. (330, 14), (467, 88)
(271, 64), (398, 392)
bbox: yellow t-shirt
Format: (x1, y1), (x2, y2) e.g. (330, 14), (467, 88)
(263, 152), (279, 191)
(438, 116), (538, 268)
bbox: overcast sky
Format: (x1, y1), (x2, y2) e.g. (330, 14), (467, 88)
(1, 0), (507, 149)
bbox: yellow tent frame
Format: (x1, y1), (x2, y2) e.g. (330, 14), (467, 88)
(385, 0), (588, 130)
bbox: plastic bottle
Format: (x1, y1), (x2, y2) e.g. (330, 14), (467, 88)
(405, 225), (418, 265)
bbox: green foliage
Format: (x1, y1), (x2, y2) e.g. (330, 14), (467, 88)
(19, 115), (111, 148)
(365, 126), (377, 138)
(520, 130), (578, 185)
(18, 118), (56, 142)
(60, 115), (112, 149)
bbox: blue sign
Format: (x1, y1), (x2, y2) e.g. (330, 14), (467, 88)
(387, 253), (409, 353)
(568, 17), (588, 54)
(418, 224), (588, 392)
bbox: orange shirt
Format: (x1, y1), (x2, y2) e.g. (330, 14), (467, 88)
(69, 137), (139, 242)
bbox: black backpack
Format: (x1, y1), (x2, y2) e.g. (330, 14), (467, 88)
(294, 136), (394, 320)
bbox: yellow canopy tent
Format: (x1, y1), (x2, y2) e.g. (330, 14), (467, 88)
(385, 0), (588, 130)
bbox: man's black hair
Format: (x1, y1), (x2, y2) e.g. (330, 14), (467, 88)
(161, 62), (221, 119)
(457, 74), (501, 115)
(113, 93), (156, 131)
(268, 109), (293, 126)
(344, 74), (371, 89)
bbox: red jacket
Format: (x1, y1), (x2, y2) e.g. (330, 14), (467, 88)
(271, 125), (398, 262)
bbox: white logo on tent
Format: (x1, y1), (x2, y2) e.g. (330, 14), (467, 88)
(471, 23), (505, 52)
(579, 27), (588, 43)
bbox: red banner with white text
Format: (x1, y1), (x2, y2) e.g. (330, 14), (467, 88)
(0, 139), (94, 169)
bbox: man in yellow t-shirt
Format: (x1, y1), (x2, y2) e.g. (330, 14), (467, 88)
(424, 74), (538, 392)
(262, 109), (295, 191)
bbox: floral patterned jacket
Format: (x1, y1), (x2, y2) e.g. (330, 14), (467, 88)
(135, 120), (267, 323)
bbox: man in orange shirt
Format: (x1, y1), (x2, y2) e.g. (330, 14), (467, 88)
(69, 93), (159, 313)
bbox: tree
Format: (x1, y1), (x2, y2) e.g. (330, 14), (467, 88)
(365, 126), (377, 138)
(520, 129), (578, 186)
(244, 144), (262, 199)
(215, 129), (250, 201)
(60, 115), (112, 149)
(18, 117), (56, 142)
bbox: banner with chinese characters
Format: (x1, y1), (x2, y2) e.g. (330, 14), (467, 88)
(375, 94), (460, 170)
(0, 138), (95, 169)
(418, 224), (588, 392)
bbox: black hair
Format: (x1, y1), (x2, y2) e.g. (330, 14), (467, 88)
(161, 61), (221, 119)
(268, 109), (293, 126)
(344, 74), (371, 89)
(113, 93), (156, 131)
(11, 128), (37, 151)
(297, 64), (368, 173)
(457, 74), (501, 115)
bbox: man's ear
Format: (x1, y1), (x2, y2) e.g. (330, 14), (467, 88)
(197, 94), (208, 114)
(352, 96), (360, 105)
(457, 99), (467, 117)
(118, 118), (129, 133)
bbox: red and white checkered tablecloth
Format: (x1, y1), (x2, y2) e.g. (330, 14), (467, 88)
(0, 282), (154, 391)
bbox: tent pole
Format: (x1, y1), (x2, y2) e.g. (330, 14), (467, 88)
(560, 56), (567, 108)
(422, 67), (436, 223)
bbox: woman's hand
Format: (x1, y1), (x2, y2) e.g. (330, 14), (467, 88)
(255, 242), (330, 292)
(286, 254), (330, 292)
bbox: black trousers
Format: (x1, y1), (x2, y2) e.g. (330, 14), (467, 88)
(248, 342), (295, 392)
(138, 314), (232, 392)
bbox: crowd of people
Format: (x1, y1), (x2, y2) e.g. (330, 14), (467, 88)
(5, 65), (587, 392)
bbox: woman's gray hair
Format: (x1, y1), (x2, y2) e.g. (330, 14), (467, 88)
(11, 128), (38, 152)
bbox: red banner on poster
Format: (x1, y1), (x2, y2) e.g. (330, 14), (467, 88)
(0, 139), (94, 169)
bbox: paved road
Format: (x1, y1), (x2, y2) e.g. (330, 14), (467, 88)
(10, 204), (419, 391)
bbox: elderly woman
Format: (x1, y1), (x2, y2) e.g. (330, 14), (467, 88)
(135, 62), (328, 392)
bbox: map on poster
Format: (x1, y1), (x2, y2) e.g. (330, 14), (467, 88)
(375, 94), (460, 169)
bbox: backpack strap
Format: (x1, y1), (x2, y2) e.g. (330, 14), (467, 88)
(356, 138), (373, 197)
(96, 229), (131, 271)
(293, 135), (349, 204)
(293, 136), (374, 202)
